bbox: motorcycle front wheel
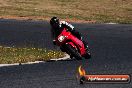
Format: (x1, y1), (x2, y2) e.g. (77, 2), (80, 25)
(64, 44), (82, 60)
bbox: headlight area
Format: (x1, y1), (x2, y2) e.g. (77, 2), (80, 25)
(58, 35), (66, 42)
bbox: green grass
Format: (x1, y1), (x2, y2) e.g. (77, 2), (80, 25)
(0, 46), (65, 64)
(0, 0), (131, 23)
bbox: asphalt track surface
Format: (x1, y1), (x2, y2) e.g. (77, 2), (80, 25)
(0, 19), (132, 88)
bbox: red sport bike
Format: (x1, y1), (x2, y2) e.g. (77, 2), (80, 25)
(55, 28), (91, 60)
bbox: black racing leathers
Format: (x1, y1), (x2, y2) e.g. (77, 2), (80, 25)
(50, 21), (82, 41)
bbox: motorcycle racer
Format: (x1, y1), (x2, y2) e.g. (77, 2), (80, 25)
(50, 17), (89, 49)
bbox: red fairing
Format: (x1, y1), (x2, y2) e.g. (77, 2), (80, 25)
(55, 28), (86, 56)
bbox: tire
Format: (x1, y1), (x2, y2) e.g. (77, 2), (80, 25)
(65, 44), (82, 60)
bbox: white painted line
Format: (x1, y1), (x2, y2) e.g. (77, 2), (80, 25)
(0, 61), (45, 67)
(105, 23), (118, 24)
(0, 63), (20, 67)
(50, 54), (70, 61)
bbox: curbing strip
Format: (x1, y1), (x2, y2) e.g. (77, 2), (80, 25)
(0, 54), (70, 67)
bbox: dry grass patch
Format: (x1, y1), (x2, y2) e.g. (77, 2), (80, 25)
(0, 0), (131, 23)
(0, 46), (64, 64)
